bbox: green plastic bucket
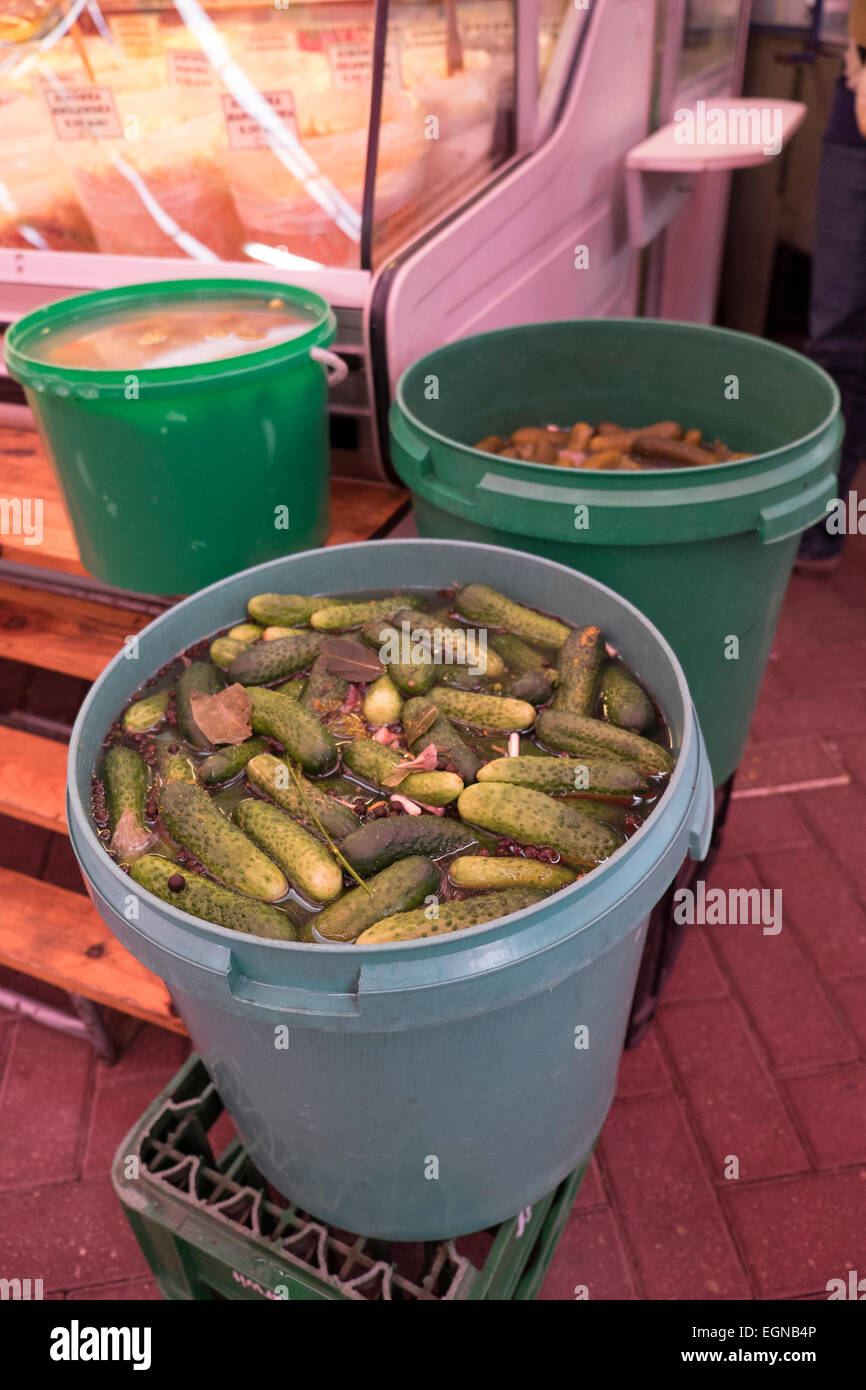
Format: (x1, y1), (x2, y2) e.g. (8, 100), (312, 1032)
(389, 319), (842, 785)
(5, 278), (345, 594)
(68, 539), (713, 1240)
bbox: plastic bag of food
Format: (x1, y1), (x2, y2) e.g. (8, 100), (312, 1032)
(0, 97), (96, 251)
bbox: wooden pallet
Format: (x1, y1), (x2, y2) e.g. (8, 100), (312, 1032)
(0, 426), (409, 1041)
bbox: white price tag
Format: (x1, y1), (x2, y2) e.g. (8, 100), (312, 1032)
(222, 91), (298, 149)
(166, 49), (218, 89)
(44, 86), (122, 140)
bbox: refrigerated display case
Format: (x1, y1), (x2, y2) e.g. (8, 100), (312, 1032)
(0, 0), (754, 487)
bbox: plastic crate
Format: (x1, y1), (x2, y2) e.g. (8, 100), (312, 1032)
(112, 1055), (587, 1301)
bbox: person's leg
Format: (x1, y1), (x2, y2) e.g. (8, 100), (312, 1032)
(800, 139), (866, 563)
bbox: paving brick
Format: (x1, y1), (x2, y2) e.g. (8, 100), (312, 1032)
(833, 734), (866, 786)
(573, 1154), (607, 1211)
(0, 1020), (92, 1186)
(599, 1096), (751, 1299)
(616, 1028), (672, 1099)
(96, 1022), (189, 1085)
(718, 796), (813, 857)
(722, 1172), (866, 1299)
(0, 1176), (149, 1293)
(796, 782), (866, 899)
(772, 642), (866, 694)
(84, 1073), (180, 1178)
(538, 1207), (637, 1301)
(67, 1277), (163, 1301)
(754, 654), (793, 703)
(659, 1000), (809, 1181)
(750, 688), (866, 743)
(0, 811), (49, 879)
(771, 592), (866, 655)
(703, 858), (857, 1075)
(734, 738), (844, 792)
(783, 1065), (866, 1169)
(661, 923), (729, 1003)
(41, 833), (88, 896)
(831, 977), (866, 1053)
(755, 847), (866, 980)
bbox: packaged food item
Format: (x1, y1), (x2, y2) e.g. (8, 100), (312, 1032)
(0, 96), (96, 250)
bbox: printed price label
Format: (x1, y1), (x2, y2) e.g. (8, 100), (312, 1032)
(166, 49), (218, 88)
(108, 14), (161, 60)
(43, 86), (122, 140)
(222, 91), (298, 149)
(328, 40), (398, 89)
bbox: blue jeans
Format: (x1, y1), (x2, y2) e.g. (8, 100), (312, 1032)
(802, 139), (866, 557)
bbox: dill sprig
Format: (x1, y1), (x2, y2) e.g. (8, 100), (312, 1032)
(286, 760), (372, 897)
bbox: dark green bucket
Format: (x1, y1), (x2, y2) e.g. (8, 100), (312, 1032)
(390, 319), (842, 785)
(5, 278), (344, 594)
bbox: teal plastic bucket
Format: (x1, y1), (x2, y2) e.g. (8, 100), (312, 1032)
(5, 278), (342, 594)
(68, 539), (713, 1240)
(389, 319), (842, 784)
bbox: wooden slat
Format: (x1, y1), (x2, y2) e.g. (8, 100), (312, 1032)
(0, 426), (408, 577)
(0, 867), (185, 1034)
(0, 580), (149, 681)
(0, 726), (67, 834)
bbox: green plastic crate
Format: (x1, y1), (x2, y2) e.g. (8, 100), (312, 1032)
(112, 1056), (587, 1302)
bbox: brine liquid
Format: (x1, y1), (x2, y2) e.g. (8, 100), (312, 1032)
(28, 296), (310, 371)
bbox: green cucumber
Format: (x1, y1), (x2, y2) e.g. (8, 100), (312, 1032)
(428, 686), (535, 732)
(361, 619), (436, 696)
(508, 671), (555, 706)
(449, 857), (576, 891)
(356, 886), (546, 943)
(458, 782), (623, 870)
(104, 745), (148, 833)
(228, 632), (322, 686)
(210, 636), (250, 671)
(402, 696), (482, 783)
(477, 754), (649, 797)
(122, 689), (169, 733)
(552, 625), (606, 714)
(177, 662), (223, 748)
(199, 736), (269, 786)
(393, 609), (507, 680)
(246, 753), (360, 839)
(341, 814), (486, 875)
(274, 677), (306, 700)
(310, 595), (422, 631)
(343, 737), (463, 806)
(314, 855), (440, 942)
(456, 584), (570, 649)
(233, 799), (343, 904)
(363, 673), (404, 725)
(130, 854), (297, 940)
(228, 623), (264, 643)
(248, 687), (338, 775)
(535, 709), (674, 775)
(247, 593), (320, 627)
(156, 744), (197, 784)
(601, 664), (656, 733)
(158, 781), (288, 901)
(489, 632), (557, 681)
(300, 655), (348, 717)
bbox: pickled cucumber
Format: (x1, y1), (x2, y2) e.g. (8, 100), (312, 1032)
(229, 632), (322, 686)
(158, 781), (288, 901)
(248, 687), (338, 776)
(300, 655), (348, 717)
(601, 664), (656, 734)
(456, 584), (570, 649)
(246, 753), (360, 840)
(361, 619), (436, 696)
(535, 709), (674, 775)
(343, 737), (463, 806)
(105, 745), (148, 833)
(228, 623), (264, 643)
(247, 593), (321, 628)
(156, 744), (196, 785)
(122, 689), (169, 733)
(478, 754), (649, 797)
(310, 595), (422, 631)
(552, 625), (605, 714)
(402, 696), (482, 784)
(233, 798), (343, 904)
(314, 855), (440, 942)
(428, 686), (535, 732)
(363, 673), (404, 725)
(199, 736), (269, 787)
(131, 854), (297, 940)
(210, 636), (249, 671)
(177, 662), (223, 748)
(341, 813), (486, 876)
(458, 782), (623, 869)
(508, 671), (555, 706)
(489, 632), (557, 681)
(449, 856), (576, 891)
(395, 609), (506, 680)
(356, 886), (546, 943)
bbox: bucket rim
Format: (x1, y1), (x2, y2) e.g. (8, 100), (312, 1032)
(4, 277), (336, 397)
(393, 316), (842, 481)
(67, 538), (707, 966)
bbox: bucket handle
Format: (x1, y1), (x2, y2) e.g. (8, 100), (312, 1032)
(687, 718), (714, 862)
(757, 471), (839, 545)
(310, 346), (349, 389)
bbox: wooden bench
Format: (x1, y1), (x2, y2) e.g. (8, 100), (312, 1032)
(0, 425), (409, 1055)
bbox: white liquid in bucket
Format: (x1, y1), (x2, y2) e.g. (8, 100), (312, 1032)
(27, 296), (311, 371)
